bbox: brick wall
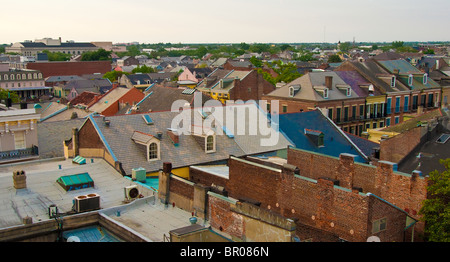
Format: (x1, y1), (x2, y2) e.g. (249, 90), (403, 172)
(380, 126), (425, 163)
(26, 61), (111, 78)
(286, 147), (428, 240)
(189, 166), (228, 189)
(101, 88), (145, 116)
(230, 70), (275, 101)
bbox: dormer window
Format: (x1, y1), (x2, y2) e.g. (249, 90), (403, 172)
(149, 142), (158, 160)
(346, 87), (351, 97)
(289, 86), (294, 97)
(323, 88), (328, 98)
(206, 135), (215, 152)
(408, 74), (413, 86)
(423, 73), (428, 85)
(390, 76), (396, 87)
(131, 131), (160, 161)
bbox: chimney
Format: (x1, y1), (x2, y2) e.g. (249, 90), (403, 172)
(163, 162), (172, 174)
(13, 170), (27, 189)
(325, 76), (333, 89)
(72, 127), (79, 156)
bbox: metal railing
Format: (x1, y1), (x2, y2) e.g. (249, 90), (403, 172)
(0, 146), (38, 161)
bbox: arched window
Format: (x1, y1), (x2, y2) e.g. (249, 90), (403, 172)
(149, 142), (158, 160)
(206, 135), (214, 152)
(38, 73), (42, 79)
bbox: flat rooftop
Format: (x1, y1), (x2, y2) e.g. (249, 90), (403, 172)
(0, 158), (206, 242)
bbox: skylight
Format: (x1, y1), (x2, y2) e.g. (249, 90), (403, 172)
(436, 134), (450, 144)
(142, 114), (154, 125)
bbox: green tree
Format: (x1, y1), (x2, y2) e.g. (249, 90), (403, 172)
(81, 48), (112, 61)
(0, 88), (20, 103)
(423, 49), (435, 55)
(328, 54), (342, 63)
(132, 65), (155, 74)
(392, 41), (404, 48)
(249, 56), (262, 68)
(419, 159), (450, 242)
(42, 50), (71, 61)
(240, 42), (250, 50)
(103, 70), (129, 82)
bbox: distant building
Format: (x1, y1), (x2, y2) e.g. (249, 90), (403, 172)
(0, 69), (50, 99)
(6, 38), (99, 57)
(0, 108), (40, 163)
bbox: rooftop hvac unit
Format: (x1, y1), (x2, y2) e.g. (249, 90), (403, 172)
(125, 185), (140, 201)
(74, 193), (100, 213)
(132, 167), (146, 182)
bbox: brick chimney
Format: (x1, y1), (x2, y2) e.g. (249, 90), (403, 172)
(325, 76), (333, 89)
(159, 162), (172, 205)
(13, 170), (27, 189)
(72, 127), (79, 156)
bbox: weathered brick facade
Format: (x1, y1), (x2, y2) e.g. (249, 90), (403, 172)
(230, 70), (275, 102)
(26, 61), (111, 78)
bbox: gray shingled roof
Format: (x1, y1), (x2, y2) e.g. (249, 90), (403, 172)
(90, 103), (291, 175)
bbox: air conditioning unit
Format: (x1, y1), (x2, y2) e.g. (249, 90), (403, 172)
(132, 167), (146, 182)
(124, 185), (140, 201)
(74, 193), (100, 213)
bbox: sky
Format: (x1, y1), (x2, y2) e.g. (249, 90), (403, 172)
(2, 0), (450, 44)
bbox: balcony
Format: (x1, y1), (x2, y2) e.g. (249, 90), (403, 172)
(0, 146), (39, 163)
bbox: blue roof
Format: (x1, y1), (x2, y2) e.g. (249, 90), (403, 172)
(278, 110), (372, 163)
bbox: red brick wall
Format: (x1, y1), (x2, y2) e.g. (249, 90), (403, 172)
(26, 61), (111, 78)
(208, 195), (244, 240)
(189, 167), (228, 189)
(230, 70), (275, 101)
(101, 88), (145, 116)
(169, 177), (194, 201)
(78, 118), (105, 149)
(379, 126), (424, 163)
(286, 147), (428, 240)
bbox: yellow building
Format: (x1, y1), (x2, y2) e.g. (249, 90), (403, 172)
(363, 94), (387, 130)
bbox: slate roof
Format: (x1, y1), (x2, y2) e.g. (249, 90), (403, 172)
(87, 102), (291, 175)
(88, 111), (243, 175)
(334, 70), (383, 97)
(20, 42), (97, 48)
(117, 86), (213, 114)
(37, 119), (85, 158)
(278, 110), (373, 163)
(266, 71), (360, 101)
(377, 59), (441, 90)
(63, 79), (112, 91)
(336, 60), (410, 93)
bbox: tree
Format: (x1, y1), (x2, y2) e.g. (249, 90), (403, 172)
(328, 54), (342, 63)
(81, 48), (111, 61)
(392, 41), (404, 48)
(0, 88), (20, 103)
(423, 49), (435, 55)
(419, 158), (450, 242)
(42, 50), (71, 61)
(249, 56), (262, 68)
(103, 70), (129, 82)
(132, 65), (155, 74)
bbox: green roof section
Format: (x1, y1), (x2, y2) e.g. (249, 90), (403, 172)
(57, 172), (94, 191)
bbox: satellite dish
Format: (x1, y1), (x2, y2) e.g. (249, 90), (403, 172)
(367, 236), (381, 242)
(67, 236), (81, 242)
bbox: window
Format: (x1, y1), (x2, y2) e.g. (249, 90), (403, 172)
(412, 95), (418, 110)
(289, 86), (294, 97)
(395, 97), (401, 113)
(10, 74), (14, 80)
(17, 74), (21, 80)
(149, 142), (158, 160)
(404, 96), (409, 112)
(408, 74), (413, 86)
(267, 103), (271, 112)
(344, 107), (349, 122)
(282, 105), (287, 113)
(390, 76), (396, 87)
(352, 106), (356, 120)
(328, 108), (333, 119)
(4, 75), (7, 81)
(359, 105), (364, 119)
(373, 122), (377, 129)
(323, 88), (328, 98)
(346, 87), (351, 97)
(206, 135), (215, 152)
(372, 218), (387, 234)
(428, 93), (434, 107)
(386, 97), (392, 114)
(423, 73), (428, 84)
(386, 118), (391, 127)
(336, 107), (341, 122)
(14, 131), (26, 150)
(395, 116), (400, 125)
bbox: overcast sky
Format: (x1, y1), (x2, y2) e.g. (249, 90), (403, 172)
(2, 0), (450, 44)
